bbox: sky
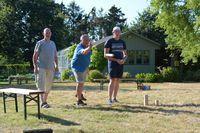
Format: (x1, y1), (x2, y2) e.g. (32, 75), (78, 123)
(54, 0), (150, 24)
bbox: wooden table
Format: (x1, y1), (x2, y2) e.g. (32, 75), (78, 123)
(93, 78), (144, 90)
(0, 88), (44, 120)
(8, 76), (32, 85)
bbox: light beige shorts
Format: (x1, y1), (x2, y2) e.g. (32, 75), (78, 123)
(36, 68), (54, 93)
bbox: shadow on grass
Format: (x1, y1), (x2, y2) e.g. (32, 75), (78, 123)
(159, 103), (200, 108)
(52, 85), (100, 91)
(32, 114), (80, 126)
(76, 104), (200, 116)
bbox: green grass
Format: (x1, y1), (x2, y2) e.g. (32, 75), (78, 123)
(0, 82), (200, 133)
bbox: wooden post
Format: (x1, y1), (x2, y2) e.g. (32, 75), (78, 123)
(155, 100), (159, 106)
(144, 95), (148, 106)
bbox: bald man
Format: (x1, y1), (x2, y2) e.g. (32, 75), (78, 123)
(33, 28), (58, 108)
(71, 34), (92, 106)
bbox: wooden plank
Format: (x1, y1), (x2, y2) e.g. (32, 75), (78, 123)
(0, 88), (44, 95)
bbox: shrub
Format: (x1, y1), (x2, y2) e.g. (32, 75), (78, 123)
(122, 72), (132, 78)
(135, 73), (146, 80)
(67, 44), (77, 60)
(87, 70), (104, 82)
(61, 69), (74, 81)
(161, 67), (179, 82)
(90, 47), (107, 71)
(0, 64), (30, 77)
(183, 70), (195, 81)
(145, 73), (162, 82)
(135, 73), (162, 82)
(193, 69), (200, 81)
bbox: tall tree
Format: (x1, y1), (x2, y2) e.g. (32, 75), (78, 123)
(104, 5), (127, 35)
(64, 1), (87, 43)
(130, 8), (166, 45)
(0, 0), (67, 65)
(150, 0), (200, 63)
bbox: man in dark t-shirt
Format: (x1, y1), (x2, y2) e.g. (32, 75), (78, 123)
(104, 26), (128, 105)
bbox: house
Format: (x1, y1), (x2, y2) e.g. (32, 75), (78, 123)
(58, 30), (161, 76)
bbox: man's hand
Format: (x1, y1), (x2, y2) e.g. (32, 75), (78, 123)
(117, 59), (125, 65)
(55, 66), (59, 72)
(88, 41), (93, 49)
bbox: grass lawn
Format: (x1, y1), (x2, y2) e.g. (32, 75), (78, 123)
(0, 81), (200, 133)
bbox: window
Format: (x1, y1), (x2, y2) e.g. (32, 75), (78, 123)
(143, 51), (150, 65)
(126, 50), (150, 65)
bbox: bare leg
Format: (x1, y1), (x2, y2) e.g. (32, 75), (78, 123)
(108, 78), (116, 100)
(113, 78), (120, 99)
(43, 92), (49, 103)
(40, 94), (45, 103)
(76, 83), (84, 100)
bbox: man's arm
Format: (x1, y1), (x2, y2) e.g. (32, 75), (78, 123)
(32, 51), (39, 73)
(54, 50), (59, 71)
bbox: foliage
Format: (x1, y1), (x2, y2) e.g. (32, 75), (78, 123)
(145, 73), (162, 82)
(150, 0), (200, 63)
(135, 73), (146, 79)
(0, 64), (31, 77)
(61, 69), (74, 81)
(130, 8), (166, 45)
(90, 47), (107, 71)
(104, 5), (127, 35)
(160, 67), (179, 82)
(0, 0), (127, 66)
(67, 44), (77, 60)
(87, 70), (104, 82)
(193, 69), (200, 81)
(135, 73), (162, 82)
(0, 0), (67, 64)
(122, 72), (132, 78)
(184, 69), (200, 82)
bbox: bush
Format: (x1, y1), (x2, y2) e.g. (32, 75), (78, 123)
(193, 69), (200, 81)
(122, 72), (132, 78)
(161, 67), (179, 82)
(135, 73), (146, 80)
(90, 47), (107, 71)
(67, 44), (77, 60)
(61, 69), (74, 81)
(183, 70), (195, 81)
(135, 73), (162, 82)
(145, 73), (162, 82)
(0, 64), (31, 78)
(87, 70), (104, 82)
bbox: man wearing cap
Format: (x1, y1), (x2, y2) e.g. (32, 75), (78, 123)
(71, 34), (92, 106)
(33, 28), (58, 108)
(104, 26), (127, 105)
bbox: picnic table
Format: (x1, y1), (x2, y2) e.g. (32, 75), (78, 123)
(93, 78), (144, 90)
(8, 75), (33, 85)
(0, 88), (44, 120)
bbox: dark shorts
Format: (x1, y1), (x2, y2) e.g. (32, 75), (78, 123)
(108, 65), (123, 78)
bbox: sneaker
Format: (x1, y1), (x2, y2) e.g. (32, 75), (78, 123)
(41, 102), (50, 108)
(81, 94), (87, 101)
(113, 98), (119, 103)
(77, 100), (87, 106)
(107, 99), (113, 105)
(75, 94), (87, 101)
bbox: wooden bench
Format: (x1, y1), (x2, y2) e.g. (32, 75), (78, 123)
(8, 75), (32, 85)
(0, 88), (44, 120)
(93, 78), (144, 90)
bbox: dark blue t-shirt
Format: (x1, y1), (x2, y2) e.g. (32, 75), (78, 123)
(71, 43), (92, 72)
(104, 38), (126, 68)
